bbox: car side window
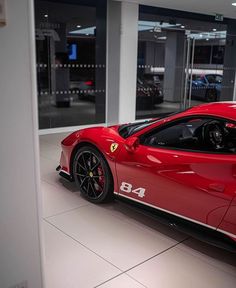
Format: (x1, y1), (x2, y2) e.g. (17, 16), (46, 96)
(194, 75), (206, 83)
(141, 117), (236, 153)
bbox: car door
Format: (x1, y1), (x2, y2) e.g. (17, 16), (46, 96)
(115, 117), (236, 229)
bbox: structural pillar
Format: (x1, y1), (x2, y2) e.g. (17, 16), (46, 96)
(163, 30), (185, 102)
(107, 0), (139, 124)
(0, 0), (43, 287)
(221, 21), (236, 101)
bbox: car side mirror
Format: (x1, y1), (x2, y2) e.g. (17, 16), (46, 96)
(125, 136), (139, 153)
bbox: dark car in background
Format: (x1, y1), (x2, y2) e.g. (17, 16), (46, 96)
(136, 76), (163, 110)
(70, 75), (164, 109)
(70, 78), (95, 101)
(191, 74), (222, 102)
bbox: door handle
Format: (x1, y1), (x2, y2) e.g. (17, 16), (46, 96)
(208, 183), (225, 193)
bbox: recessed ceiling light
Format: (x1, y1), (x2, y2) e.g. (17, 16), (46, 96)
(154, 26), (162, 32)
(44, 14), (48, 18)
(76, 25), (81, 28)
(212, 28), (217, 31)
(206, 38), (209, 41)
(158, 36), (167, 40)
(232, 3), (236, 6)
(181, 25), (185, 29)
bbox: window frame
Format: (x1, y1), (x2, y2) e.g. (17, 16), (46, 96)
(139, 115), (236, 155)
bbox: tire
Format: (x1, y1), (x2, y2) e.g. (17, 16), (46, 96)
(72, 146), (114, 203)
(56, 101), (70, 107)
(78, 93), (85, 100)
(205, 89), (217, 102)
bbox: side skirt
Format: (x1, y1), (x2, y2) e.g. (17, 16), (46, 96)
(115, 195), (236, 253)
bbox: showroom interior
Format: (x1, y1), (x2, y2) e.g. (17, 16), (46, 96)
(1, 0), (236, 287)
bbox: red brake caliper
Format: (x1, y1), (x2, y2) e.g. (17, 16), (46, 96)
(97, 166), (104, 191)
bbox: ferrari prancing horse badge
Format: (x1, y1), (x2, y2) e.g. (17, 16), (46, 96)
(110, 143), (118, 153)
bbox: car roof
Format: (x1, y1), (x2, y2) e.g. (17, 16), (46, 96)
(180, 102), (236, 121)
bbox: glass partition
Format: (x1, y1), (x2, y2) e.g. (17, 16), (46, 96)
(35, 0), (107, 129)
(136, 8), (229, 120)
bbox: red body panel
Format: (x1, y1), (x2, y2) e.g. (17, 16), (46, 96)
(59, 102), (236, 242)
(60, 126), (124, 192)
(116, 145), (236, 229)
(218, 195), (236, 241)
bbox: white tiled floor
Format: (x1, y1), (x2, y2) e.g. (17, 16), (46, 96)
(40, 133), (236, 288)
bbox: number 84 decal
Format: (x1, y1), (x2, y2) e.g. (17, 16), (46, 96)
(120, 182), (146, 198)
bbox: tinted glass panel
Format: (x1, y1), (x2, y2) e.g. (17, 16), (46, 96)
(35, 0), (106, 129)
(137, 6), (230, 121)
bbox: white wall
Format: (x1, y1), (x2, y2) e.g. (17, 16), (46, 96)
(119, 2), (139, 123)
(0, 0), (43, 287)
(106, 0), (121, 124)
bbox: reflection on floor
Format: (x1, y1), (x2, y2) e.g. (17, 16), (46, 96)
(40, 133), (236, 288)
(39, 100), (97, 129)
(39, 98), (205, 129)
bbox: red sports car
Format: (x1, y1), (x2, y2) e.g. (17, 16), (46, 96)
(57, 102), (236, 251)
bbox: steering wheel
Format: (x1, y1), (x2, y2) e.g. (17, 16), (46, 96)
(202, 120), (225, 149)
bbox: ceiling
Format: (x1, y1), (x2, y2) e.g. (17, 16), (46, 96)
(115, 0), (236, 19)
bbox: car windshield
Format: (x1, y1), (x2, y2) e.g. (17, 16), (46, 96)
(119, 109), (183, 138)
(119, 119), (158, 138)
(118, 111), (185, 138)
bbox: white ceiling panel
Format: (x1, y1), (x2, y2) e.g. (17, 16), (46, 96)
(114, 0), (236, 19)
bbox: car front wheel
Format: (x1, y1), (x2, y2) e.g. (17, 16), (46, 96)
(73, 146), (114, 203)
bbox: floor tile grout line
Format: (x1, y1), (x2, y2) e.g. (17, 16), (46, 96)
(121, 274), (151, 288)
(123, 236), (190, 274)
(44, 219), (189, 287)
(111, 199), (190, 241)
(174, 243), (236, 279)
(43, 218), (124, 272)
(41, 178), (69, 187)
(40, 184), (189, 243)
(94, 237), (190, 288)
(40, 179), (72, 192)
(44, 204), (91, 220)
(41, 176), (191, 249)
(93, 272), (148, 288)
(40, 178), (94, 218)
(42, 181), (191, 281)
(41, 178), (73, 190)
(41, 180), (188, 245)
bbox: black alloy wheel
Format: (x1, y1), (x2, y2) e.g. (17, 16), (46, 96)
(73, 146), (113, 203)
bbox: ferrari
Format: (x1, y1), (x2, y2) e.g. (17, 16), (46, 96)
(57, 102), (236, 251)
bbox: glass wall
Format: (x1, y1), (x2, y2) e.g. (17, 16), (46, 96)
(35, 0), (107, 129)
(136, 7), (231, 120)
